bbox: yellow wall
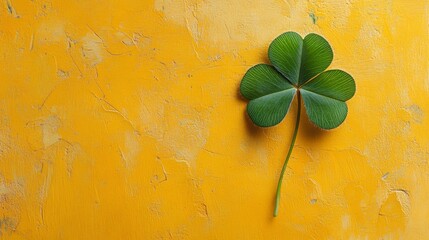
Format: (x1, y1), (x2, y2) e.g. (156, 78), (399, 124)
(0, 0), (428, 239)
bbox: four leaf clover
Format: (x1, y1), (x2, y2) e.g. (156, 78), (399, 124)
(240, 32), (356, 217)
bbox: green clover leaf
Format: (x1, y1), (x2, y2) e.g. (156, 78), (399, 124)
(240, 32), (356, 216)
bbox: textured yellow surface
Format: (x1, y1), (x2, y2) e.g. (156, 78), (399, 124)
(0, 0), (428, 239)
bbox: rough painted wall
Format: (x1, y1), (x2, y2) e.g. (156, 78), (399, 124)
(0, 0), (428, 239)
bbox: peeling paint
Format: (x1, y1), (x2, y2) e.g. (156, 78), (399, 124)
(404, 104), (424, 124)
(41, 115), (61, 148)
(309, 12), (318, 24)
(81, 33), (104, 66)
(5, 0), (19, 18)
(154, 0), (307, 50)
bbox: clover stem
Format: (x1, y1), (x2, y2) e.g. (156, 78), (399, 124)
(273, 91), (301, 217)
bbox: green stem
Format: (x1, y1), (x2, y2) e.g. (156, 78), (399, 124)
(273, 91), (301, 217)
